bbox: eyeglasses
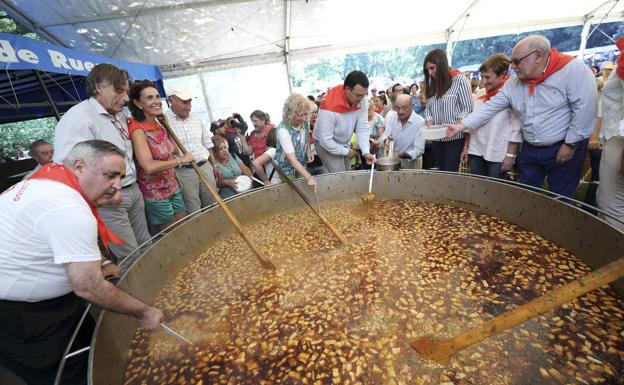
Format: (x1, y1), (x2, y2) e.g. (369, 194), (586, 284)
(111, 119), (129, 140)
(511, 50), (540, 66)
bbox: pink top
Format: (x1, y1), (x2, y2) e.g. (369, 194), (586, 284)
(128, 118), (178, 200)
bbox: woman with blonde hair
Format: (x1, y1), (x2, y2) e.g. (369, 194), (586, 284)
(274, 93), (317, 192)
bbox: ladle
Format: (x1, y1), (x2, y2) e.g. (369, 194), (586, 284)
(160, 323), (195, 346)
(410, 256), (624, 365)
(163, 123), (276, 270)
(361, 163), (375, 203)
(270, 160), (349, 246)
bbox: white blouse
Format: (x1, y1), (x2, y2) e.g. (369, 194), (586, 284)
(467, 97), (522, 163)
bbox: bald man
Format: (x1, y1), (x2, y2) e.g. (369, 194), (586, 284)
(446, 35), (597, 197)
(380, 94), (425, 167)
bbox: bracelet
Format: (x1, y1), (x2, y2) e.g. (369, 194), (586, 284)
(306, 175), (314, 180)
(505, 153), (516, 158)
(101, 259), (112, 267)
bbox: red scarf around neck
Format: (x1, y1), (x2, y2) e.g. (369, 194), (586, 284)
(449, 68), (461, 77)
(521, 48), (574, 95)
(616, 37), (624, 81)
(320, 85), (360, 113)
(478, 74), (510, 101)
(29, 164), (124, 252)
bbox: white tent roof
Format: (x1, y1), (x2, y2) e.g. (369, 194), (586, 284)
(3, 0), (623, 76)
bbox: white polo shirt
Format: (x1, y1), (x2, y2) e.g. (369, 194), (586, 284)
(53, 98), (137, 186)
(0, 179), (101, 302)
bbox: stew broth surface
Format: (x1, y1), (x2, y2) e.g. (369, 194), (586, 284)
(123, 200), (624, 385)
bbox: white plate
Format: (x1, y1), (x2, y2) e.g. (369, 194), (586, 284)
(420, 125), (447, 140)
(234, 175), (252, 192)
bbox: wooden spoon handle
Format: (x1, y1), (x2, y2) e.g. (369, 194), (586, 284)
(165, 123), (275, 270)
(270, 160), (349, 246)
(410, 256), (624, 364)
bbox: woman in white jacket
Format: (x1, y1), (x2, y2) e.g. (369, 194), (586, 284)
(461, 53), (522, 179)
(597, 38), (624, 231)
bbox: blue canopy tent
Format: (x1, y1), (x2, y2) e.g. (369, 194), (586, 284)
(0, 33), (164, 124)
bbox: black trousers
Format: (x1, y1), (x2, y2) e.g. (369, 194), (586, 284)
(432, 138), (464, 172)
(0, 293), (91, 385)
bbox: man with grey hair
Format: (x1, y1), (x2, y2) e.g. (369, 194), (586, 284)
(381, 94), (425, 168)
(22, 139), (54, 180)
(166, 87), (220, 213)
(446, 35), (597, 197)
(0, 140), (163, 385)
(53, 63), (151, 261)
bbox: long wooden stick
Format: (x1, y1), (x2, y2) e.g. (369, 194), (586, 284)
(270, 160), (349, 246)
(409, 256), (624, 365)
(164, 124), (276, 270)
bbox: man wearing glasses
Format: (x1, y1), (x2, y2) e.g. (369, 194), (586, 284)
(446, 35), (597, 198)
(53, 63), (151, 262)
(313, 70), (376, 173)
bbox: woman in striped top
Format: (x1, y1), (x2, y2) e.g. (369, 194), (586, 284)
(423, 49), (473, 171)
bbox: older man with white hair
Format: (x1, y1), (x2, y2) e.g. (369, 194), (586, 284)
(166, 87), (220, 214)
(380, 94), (425, 168)
(446, 35), (597, 197)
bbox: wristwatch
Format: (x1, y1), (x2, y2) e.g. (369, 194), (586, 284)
(563, 141), (581, 150)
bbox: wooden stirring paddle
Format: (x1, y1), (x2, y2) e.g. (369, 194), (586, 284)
(269, 160), (349, 246)
(163, 122), (276, 270)
(410, 256), (624, 365)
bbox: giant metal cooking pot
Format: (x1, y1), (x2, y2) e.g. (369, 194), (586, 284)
(88, 171), (624, 385)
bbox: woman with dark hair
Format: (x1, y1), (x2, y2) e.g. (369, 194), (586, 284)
(213, 137), (253, 198)
(460, 53), (522, 178)
(128, 80), (193, 231)
(423, 49), (473, 171)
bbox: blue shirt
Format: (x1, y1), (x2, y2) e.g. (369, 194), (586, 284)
(462, 59), (597, 146)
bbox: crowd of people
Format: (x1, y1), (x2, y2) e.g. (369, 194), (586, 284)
(0, 32), (623, 385)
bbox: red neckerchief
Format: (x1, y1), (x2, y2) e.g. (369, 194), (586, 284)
(450, 68), (462, 77)
(29, 164), (124, 252)
(521, 48), (574, 95)
(320, 85), (360, 113)
(127, 118), (161, 138)
(616, 38), (624, 81)
(478, 74), (510, 101)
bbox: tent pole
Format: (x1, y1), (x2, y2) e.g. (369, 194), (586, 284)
(284, 0), (293, 93)
(198, 72), (214, 123)
(446, 29), (454, 67)
(34, 70), (61, 121)
(579, 17), (592, 60)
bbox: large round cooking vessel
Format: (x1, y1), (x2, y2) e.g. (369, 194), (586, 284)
(88, 171), (624, 385)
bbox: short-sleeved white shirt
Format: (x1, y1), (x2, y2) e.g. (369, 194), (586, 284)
(262, 147), (281, 184)
(0, 179), (101, 302)
(277, 125), (305, 154)
(165, 110), (213, 162)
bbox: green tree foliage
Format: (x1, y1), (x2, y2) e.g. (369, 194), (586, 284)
(0, 10), (42, 41)
(292, 22), (622, 93)
(0, 118), (56, 157)
(1, 10), (53, 156)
